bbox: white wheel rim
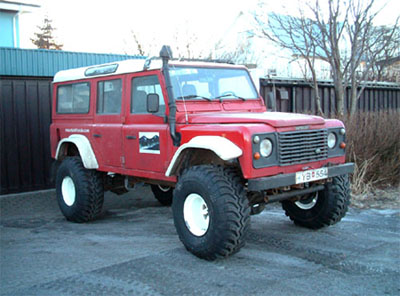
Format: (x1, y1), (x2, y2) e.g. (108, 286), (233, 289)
(61, 176), (76, 206)
(183, 193), (210, 236)
(295, 193), (318, 210)
(158, 185), (170, 192)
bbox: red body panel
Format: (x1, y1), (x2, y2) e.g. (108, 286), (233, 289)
(50, 66), (347, 184)
(179, 111), (325, 127)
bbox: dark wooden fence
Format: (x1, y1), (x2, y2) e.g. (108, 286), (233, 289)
(1, 77), (53, 194)
(1, 76), (399, 194)
(260, 78), (400, 116)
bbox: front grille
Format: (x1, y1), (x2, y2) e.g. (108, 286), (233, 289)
(278, 129), (327, 166)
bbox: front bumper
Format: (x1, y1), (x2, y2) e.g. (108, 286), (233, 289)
(247, 163), (354, 191)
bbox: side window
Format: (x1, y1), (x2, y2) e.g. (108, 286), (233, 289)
(57, 82), (90, 114)
(97, 79), (122, 114)
(131, 75), (165, 114)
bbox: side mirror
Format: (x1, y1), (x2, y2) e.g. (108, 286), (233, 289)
(147, 93), (159, 113)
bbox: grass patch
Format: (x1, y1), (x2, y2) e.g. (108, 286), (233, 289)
(340, 112), (400, 196)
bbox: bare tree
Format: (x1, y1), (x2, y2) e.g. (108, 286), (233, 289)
(172, 30), (200, 59)
(255, 0), (399, 115)
(344, 0), (399, 114)
(131, 31), (146, 56)
(255, 8), (325, 115)
(212, 35), (260, 66)
(127, 28), (206, 59)
(368, 25), (400, 81)
(126, 30), (158, 57)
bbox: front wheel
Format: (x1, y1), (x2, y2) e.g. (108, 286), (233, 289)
(172, 165), (250, 260)
(281, 175), (351, 229)
(56, 157), (104, 223)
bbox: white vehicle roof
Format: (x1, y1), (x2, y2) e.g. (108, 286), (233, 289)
(53, 59), (160, 83)
(53, 59), (240, 83)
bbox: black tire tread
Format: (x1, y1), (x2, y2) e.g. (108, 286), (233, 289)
(151, 185), (173, 206)
(173, 165), (250, 260)
(282, 175), (350, 229)
(56, 157), (104, 223)
(220, 166), (250, 256)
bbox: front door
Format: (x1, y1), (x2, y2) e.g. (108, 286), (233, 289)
(123, 72), (171, 173)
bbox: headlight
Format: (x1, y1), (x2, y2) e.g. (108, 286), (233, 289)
(260, 139), (273, 157)
(327, 132), (337, 149)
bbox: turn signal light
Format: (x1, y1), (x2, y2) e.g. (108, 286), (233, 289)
(339, 142), (346, 149)
(254, 152), (261, 160)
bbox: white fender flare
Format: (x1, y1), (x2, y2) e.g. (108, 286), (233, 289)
(165, 136), (243, 177)
(55, 134), (99, 169)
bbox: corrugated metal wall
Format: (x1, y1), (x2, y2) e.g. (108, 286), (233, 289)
(1, 78), (53, 194)
(0, 47), (146, 77)
(260, 78), (400, 116)
(0, 48), (146, 194)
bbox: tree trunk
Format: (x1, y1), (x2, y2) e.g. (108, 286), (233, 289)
(333, 76), (345, 116)
(312, 82), (324, 117)
(349, 82), (358, 115)
(315, 93), (324, 116)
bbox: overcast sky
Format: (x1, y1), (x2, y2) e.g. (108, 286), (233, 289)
(20, 0), (399, 55)
(21, 0), (258, 54)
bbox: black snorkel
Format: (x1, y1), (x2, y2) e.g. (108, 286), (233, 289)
(160, 45), (181, 147)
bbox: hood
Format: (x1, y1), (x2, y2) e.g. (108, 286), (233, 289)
(181, 112), (325, 127)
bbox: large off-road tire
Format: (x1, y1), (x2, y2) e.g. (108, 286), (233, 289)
(151, 185), (173, 206)
(281, 175), (351, 229)
(172, 165), (250, 260)
(56, 157), (104, 223)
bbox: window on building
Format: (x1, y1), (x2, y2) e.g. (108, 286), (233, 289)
(57, 82), (90, 114)
(131, 75), (165, 114)
(97, 79), (122, 114)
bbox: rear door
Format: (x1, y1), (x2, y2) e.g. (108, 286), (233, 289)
(92, 76), (125, 168)
(123, 71), (171, 173)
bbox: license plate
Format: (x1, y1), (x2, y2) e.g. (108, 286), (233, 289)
(295, 168), (328, 184)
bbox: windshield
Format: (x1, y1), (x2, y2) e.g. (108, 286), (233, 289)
(169, 67), (258, 101)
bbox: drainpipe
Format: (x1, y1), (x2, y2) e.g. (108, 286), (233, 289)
(160, 45), (181, 146)
(13, 12), (20, 48)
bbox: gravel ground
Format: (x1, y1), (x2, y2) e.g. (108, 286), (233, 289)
(0, 186), (399, 296)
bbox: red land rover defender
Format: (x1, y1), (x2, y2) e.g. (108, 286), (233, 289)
(50, 46), (354, 260)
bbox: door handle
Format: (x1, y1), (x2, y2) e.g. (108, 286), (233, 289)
(126, 135), (137, 140)
(93, 134), (102, 138)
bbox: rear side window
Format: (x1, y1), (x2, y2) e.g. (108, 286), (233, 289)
(97, 79), (122, 114)
(57, 82), (90, 114)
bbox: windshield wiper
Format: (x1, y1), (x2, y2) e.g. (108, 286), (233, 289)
(176, 95), (212, 101)
(214, 93), (246, 101)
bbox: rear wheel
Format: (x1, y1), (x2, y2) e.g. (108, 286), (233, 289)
(151, 185), (173, 206)
(56, 157), (104, 223)
(281, 175), (351, 229)
(172, 165), (250, 260)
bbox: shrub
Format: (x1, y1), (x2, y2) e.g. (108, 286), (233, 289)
(340, 112), (400, 193)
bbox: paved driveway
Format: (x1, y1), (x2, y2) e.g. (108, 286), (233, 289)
(1, 186), (399, 296)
